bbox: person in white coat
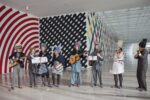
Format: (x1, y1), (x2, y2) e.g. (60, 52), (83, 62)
(110, 48), (124, 88)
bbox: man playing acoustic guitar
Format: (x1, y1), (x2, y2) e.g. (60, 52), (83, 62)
(9, 43), (25, 89)
(69, 41), (88, 87)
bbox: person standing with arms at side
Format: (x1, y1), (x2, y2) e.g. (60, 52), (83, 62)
(27, 47), (38, 87)
(110, 48), (124, 89)
(134, 39), (148, 91)
(90, 44), (104, 88)
(9, 43), (25, 89)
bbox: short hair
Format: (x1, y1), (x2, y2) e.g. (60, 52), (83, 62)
(30, 47), (35, 53)
(119, 47), (123, 51)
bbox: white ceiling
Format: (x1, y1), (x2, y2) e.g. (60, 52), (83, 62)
(1, 0), (150, 17)
(99, 6), (150, 43)
(1, 0), (150, 43)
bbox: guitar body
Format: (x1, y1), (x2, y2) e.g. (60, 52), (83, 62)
(9, 61), (19, 68)
(69, 54), (80, 64)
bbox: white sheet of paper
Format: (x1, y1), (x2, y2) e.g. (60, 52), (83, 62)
(88, 56), (97, 61)
(32, 57), (48, 64)
(92, 56), (97, 60)
(88, 56), (93, 60)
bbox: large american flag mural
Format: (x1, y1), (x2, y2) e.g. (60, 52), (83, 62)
(0, 4), (116, 74)
(0, 4), (40, 74)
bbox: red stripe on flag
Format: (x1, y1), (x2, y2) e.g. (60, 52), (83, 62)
(0, 13), (27, 46)
(4, 29), (39, 73)
(0, 11), (20, 33)
(1, 14), (27, 74)
(0, 5), (6, 13)
(0, 8), (12, 22)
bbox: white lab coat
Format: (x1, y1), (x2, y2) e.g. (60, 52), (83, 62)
(110, 52), (124, 74)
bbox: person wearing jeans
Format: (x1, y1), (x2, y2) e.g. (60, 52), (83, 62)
(9, 43), (25, 89)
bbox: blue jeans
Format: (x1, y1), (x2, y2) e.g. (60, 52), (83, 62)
(71, 61), (82, 85)
(11, 65), (24, 88)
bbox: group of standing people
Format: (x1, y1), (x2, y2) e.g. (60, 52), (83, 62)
(9, 43), (66, 89)
(9, 39), (148, 92)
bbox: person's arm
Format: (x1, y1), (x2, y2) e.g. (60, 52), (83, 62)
(97, 53), (103, 61)
(137, 50), (148, 59)
(117, 52), (124, 60)
(46, 52), (51, 62)
(9, 53), (15, 59)
(60, 55), (66, 67)
(19, 53), (25, 62)
(9, 53), (15, 63)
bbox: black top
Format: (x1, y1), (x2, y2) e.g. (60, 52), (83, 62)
(9, 52), (25, 68)
(39, 51), (51, 65)
(71, 48), (84, 58)
(52, 54), (66, 67)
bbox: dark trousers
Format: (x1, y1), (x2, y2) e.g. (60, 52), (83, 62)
(114, 74), (123, 87)
(137, 70), (147, 90)
(92, 69), (102, 86)
(29, 70), (36, 86)
(52, 73), (60, 85)
(41, 72), (50, 86)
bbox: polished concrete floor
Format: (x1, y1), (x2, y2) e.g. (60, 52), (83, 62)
(0, 60), (150, 100)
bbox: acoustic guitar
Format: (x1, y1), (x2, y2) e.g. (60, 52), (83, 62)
(69, 54), (81, 64)
(9, 61), (19, 68)
(69, 51), (88, 64)
(9, 57), (26, 68)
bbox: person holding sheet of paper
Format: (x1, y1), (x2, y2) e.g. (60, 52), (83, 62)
(39, 43), (52, 87)
(27, 47), (38, 87)
(90, 44), (103, 88)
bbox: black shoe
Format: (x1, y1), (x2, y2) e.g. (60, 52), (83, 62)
(11, 87), (14, 90)
(100, 85), (103, 88)
(143, 88), (147, 91)
(55, 84), (59, 87)
(111, 85), (118, 88)
(48, 84), (52, 87)
(118, 86), (121, 89)
(138, 88), (143, 92)
(120, 85), (123, 88)
(18, 86), (22, 88)
(136, 87), (141, 89)
(76, 84), (80, 87)
(94, 84), (97, 86)
(69, 84), (74, 87)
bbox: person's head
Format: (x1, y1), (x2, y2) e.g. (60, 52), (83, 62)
(40, 43), (47, 52)
(15, 43), (22, 52)
(54, 46), (61, 57)
(139, 38), (147, 51)
(74, 41), (81, 50)
(99, 49), (102, 53)
(117, 47), (123, 53)
(94, 42), (99, 50)
(95, 45), (98, 50)
(30, 47), (36, 55)
(54, 51), (59, 58)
